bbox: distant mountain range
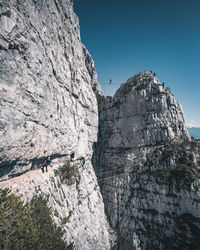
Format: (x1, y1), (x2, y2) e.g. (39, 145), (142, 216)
(188, 127), (200, 139)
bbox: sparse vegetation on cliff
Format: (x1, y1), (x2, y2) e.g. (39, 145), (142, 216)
(54, 161), (78, 185)
(96, 93), (106, 111)
(145, 140), (200, 187)
(172, 213), (200, 250)
(152, 164), (200, 188)
(0, 189), (68, 250)
(92, 86), (105, 111)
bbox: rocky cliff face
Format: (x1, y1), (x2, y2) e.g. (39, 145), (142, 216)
(1, 1), (200, 249)
(0, 0), (101, 179)
(96, 71), (200, 249)
(0, 0), (110, 249)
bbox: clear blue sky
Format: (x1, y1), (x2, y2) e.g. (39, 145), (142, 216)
(74, 0), (200, 127)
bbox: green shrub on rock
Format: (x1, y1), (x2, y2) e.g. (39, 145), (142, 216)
(54, 161), (78, 185)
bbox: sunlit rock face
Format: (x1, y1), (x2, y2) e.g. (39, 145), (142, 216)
(96, 71), (200, 249)
(98, 71), (190, 150)
(1, 0), (199, 248)
(0, 0), (111, 249)
(0, 0), (101, 180)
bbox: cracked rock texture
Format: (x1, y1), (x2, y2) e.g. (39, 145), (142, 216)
(96, 71), (200, 249)
(1, 1), (200, 249)
(0, 0), (110, 249)
(0, 0), (101, 179)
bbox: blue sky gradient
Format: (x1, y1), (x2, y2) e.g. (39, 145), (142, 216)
(74, 0), (200, 127)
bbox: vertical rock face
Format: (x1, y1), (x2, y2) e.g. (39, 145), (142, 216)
(0, 0), (110, 249)
(97, 71), (200, 249)
(0, 0), (100, 179)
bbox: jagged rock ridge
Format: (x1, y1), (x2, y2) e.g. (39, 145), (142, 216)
(96, 71), (200, 249)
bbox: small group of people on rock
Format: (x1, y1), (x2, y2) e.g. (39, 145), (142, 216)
(70, 151), (85, 167)
(41, 156), (51, 173)
(40, 152), (86, 173)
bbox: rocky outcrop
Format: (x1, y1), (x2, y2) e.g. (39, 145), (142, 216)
(96, 71), (200, 249)
(98, 71), (190, 150)
(0, 0), (111, 249)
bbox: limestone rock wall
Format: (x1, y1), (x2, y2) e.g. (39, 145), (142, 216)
(97, 71), (200, 249)
(0, 0), (100, 179)
(0, 1), (111, 249)
(1, 1), (199, 248)
(99, 71), (190, 151)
